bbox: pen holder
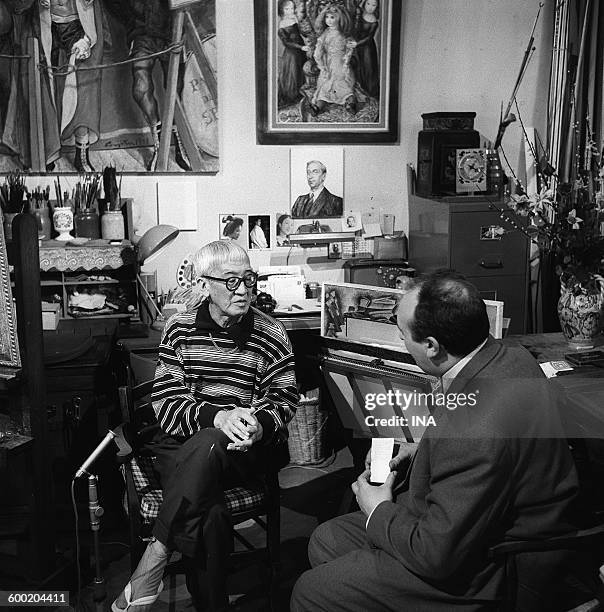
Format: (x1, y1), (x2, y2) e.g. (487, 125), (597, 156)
(52, 206), (74, 241)
(101, 210), (125, 241)
(34, 207), (52, 240)
(75, 209), (101, 239)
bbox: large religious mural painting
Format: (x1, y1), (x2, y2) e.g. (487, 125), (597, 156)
(0, 0), (218, 174)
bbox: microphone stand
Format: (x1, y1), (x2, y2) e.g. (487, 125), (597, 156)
(73, 429), (118, 609)
(87, 474), (106, 612)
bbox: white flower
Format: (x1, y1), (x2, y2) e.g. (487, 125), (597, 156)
(531, 186), (555, 214)
(566, 209), (583, 230)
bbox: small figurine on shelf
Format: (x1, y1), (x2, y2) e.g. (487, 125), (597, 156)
(255, 291), (277, 314)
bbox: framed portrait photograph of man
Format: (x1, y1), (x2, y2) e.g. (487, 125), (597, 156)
(290, 146), (344, 218)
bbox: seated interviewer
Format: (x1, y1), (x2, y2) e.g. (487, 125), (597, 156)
(291, 271), (579, 612)
(112, 241), (297, 612)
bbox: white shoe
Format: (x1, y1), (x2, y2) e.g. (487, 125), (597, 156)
(111, 580), (163, 611)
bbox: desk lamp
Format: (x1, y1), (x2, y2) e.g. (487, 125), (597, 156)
(133, 225), (179, 330)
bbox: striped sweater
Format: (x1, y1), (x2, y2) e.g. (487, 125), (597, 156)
(152, 304), (298, 444)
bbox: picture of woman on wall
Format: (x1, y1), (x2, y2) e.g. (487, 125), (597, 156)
(352, 0), (380, 98)
(310, 3), (363, 116)
(277, 0), (309, 107)
(219, 214), (248, 250)
(276, 213), (295, 246)
(222, 215), (244, 240)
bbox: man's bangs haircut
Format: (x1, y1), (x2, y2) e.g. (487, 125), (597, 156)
(410, 271), (489, 357)
(193, 241), (250, 278)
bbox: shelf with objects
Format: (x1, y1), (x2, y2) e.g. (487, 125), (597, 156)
(39, 240), (139, 322)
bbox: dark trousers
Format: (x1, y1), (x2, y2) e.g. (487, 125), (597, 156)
(290, 512), (498, 612)
(150, 428), (263, 611)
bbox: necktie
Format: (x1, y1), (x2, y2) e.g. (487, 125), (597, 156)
(431, 377), (443, 393)
(431, 377), (443, 409)
(303, 193), (314, 217)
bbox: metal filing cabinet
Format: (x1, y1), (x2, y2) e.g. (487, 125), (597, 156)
(408, 194), (529, 334)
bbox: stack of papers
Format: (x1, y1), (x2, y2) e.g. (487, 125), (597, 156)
(257, 274), (305, 303)
(273, 298), (321, 315)
(539, 360), (573, 378)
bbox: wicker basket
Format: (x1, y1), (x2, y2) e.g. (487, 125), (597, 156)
(287, 391), (328, 465)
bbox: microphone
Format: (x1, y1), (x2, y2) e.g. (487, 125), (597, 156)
(88, 475), (104, 531)
(75, 430), (117, 478)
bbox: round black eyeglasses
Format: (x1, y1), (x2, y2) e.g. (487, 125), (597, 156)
(200, 272), (258, 292)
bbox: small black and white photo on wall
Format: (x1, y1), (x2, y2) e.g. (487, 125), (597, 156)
(248, 215), (271, 249)
(219, 213), (248, 250)
(328, 242), (342, 259)
(290, 147), (344, 218)
(342, 211), (362, 232)
(275, 212), (297, 247)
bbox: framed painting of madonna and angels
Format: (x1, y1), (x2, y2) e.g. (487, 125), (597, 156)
(254, 0), (401, 144)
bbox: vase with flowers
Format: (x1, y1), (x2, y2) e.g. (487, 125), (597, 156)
(506, 165), (604, 349)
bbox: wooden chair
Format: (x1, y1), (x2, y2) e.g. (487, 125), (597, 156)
(488, 520), (604, 612)
(114, 378), (282, 611)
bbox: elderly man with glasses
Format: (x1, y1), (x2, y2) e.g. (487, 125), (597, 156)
(112, 241), (298, 612)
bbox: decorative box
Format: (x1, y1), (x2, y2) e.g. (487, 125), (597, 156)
(416, 112), (480, 198)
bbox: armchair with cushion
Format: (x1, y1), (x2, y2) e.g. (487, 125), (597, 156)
(114, 375), (282, 611)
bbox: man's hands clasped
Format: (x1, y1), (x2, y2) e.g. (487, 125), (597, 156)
(214, 407), (263, 452)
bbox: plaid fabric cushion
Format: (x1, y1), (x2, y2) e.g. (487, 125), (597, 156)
(122, 455), (267, 524)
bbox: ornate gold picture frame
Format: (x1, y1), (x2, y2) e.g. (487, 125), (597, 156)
(0, 218), (20, 368)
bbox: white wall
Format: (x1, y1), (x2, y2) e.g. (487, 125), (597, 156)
(27, 0), (554, 292)
(399, 0), (553, 195)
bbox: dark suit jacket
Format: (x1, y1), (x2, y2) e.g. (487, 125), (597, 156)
(292, 187), (343, 218)
(366, 337), (579, 607)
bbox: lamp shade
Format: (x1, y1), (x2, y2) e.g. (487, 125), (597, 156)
(136, 225), (179, 264)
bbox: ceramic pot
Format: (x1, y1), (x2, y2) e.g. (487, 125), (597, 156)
(75, 209), (100, 239)
(101, 210), (125, 241)
(3, 212), (19, 241)
(52, 207), (74, 241)
(557, 283), (603, 350)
